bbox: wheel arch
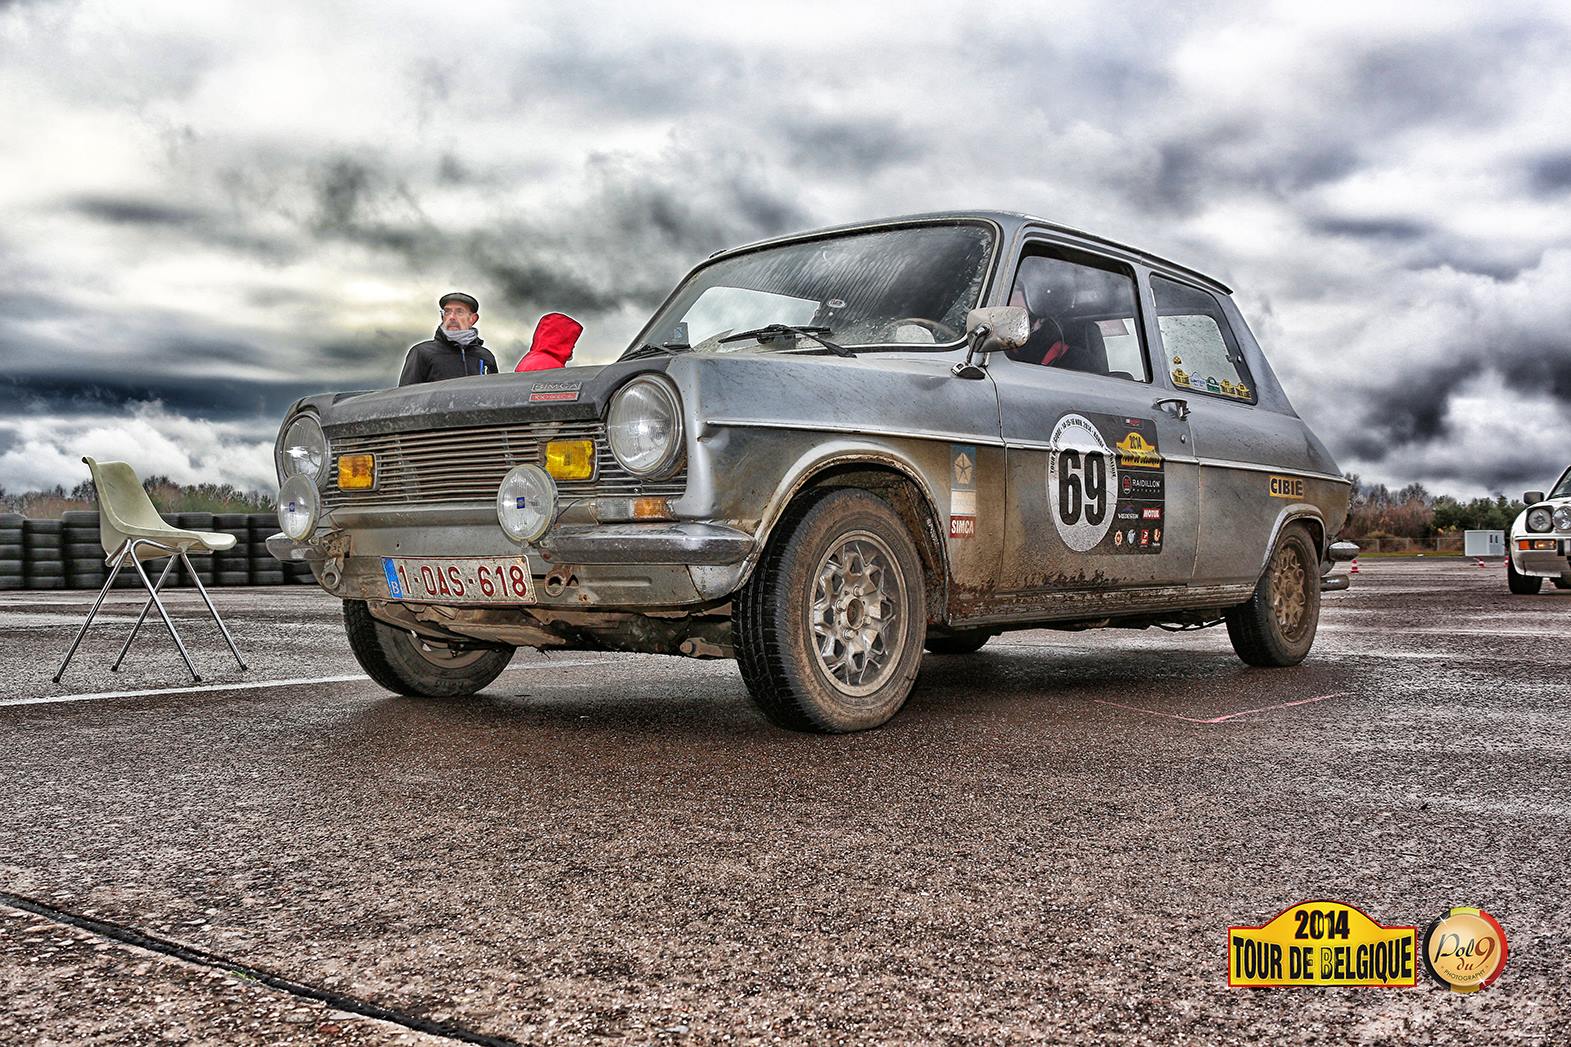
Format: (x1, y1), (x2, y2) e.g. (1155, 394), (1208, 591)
(1261, 505), (1327, 577)
(747, 449), (950, 624)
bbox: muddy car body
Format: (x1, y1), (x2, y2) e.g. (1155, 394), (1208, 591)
(1507, 467), (1571, 594)
(270, 211), (1353, 731)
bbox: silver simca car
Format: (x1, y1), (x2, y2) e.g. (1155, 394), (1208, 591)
(1507, 467), (1571, 593)
(269, 212), (1354, 732)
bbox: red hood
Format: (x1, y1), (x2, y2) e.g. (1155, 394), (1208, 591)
(515, 312), (583, 371)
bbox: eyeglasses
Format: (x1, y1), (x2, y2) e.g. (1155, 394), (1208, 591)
(441, 306), (473, 317)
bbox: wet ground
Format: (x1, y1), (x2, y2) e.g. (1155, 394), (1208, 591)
(0, 559), (1566, 1044)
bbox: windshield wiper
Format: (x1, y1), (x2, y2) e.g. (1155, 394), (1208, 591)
(619, 341), (692, 362)
(718, 324), (855, 357)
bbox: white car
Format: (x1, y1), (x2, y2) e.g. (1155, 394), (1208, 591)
(1508, 466), (1571, 594)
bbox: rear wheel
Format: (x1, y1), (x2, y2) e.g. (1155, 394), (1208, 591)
(1227, 524), (1320, 667)
(734, 489), (927, 733)
(344, 599), (513, 697)
(1508, 558), (1543, 595)
(924, 630), (992, 655)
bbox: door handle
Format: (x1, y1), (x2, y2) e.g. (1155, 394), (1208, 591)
(1153, 396), (1190, 420)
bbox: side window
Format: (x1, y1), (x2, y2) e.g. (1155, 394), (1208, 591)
(1150, 275), (1256, 403)
(1004, 247), (1149, 383)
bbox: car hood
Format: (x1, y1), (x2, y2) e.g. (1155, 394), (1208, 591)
(297, 360), (654, 438)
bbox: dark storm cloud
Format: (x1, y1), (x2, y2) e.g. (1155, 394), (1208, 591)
(780, 115), (922, 173)
(1, 371), (325, 421)
(1342, 361), (1475, 461)
(1309, 215), (1430, 242)
(1528, 152), (1571, 194)
(72, 195), (202, 227)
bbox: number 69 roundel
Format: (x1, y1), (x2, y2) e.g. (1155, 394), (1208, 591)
(1047, 413), (1119, 552)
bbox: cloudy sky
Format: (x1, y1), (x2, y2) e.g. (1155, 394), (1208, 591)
(1, 0), (1569, 498)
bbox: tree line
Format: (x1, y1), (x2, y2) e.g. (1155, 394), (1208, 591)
(1342, 475), (1522, 540)
(0, 477), (274, 518)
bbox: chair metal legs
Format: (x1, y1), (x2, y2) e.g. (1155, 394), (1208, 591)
(178, 550), (246, 671)
(125, 544), (200, 682)
(51, 551), (128, 683)
(53, 539), (246, 685)
(110, 555), (178, 672)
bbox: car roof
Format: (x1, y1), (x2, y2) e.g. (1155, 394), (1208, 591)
(710, 210), (1233, 295)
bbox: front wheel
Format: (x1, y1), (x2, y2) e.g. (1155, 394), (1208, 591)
(1507, 558), (1543, 595)
(734, 489), (927, 733)
(344, 600), (514, 697)
(1226, 524), (1321, 667)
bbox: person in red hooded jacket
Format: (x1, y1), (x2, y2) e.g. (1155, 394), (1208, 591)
(515, 312), (583, 371)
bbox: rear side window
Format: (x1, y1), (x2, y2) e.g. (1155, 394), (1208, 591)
(1151, 275), (1256, 404)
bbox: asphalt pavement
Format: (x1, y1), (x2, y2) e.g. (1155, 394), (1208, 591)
(0, 560), (1566, 1045)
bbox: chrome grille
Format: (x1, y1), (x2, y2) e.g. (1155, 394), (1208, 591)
(323, 420), (684, 507)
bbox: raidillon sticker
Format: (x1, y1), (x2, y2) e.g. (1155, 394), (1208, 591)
(1228, 901), (1418, 987)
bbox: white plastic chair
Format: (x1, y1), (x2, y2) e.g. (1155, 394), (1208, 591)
(53, 457), (247, 683)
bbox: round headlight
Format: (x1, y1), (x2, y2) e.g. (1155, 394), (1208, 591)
(497, 464), (558, 543)
(1527, 507), (1553, 532)
(1554, 506), (1571, 532)
(607, 376), (682, 476)
(278, 474), (320, 541)
(280, 414), (328, 481)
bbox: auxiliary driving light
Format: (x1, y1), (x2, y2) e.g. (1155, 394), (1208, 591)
(278, 474), (320, 541)
(1555, 505), (1571, 532)
(1527, 507), (1553, 532)
(337, 453), (375, 490)
(545, 439), (595, 480)
(497, 464), (558, 543)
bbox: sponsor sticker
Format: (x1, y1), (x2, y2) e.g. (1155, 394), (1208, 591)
(1269, 475), (1306, 499)
(949, 443), (977, 540)
(1048, 412), (1165, 555)
(1229, 901), (1418, 987)
(529, 380), (583, 403)
(1423, 907), (1507, 992)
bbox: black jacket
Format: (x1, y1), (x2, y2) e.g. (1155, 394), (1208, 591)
(398, 327), (500, 386)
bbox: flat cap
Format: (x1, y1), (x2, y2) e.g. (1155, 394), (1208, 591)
(439, 291), (479, 312)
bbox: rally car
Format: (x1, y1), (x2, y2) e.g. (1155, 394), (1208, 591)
(1507, 466), (1571, 594)
(269, 211), (1355, 732)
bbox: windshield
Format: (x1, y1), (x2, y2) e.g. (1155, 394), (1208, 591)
(637, 223), (994, 352)
(1551, 466), (1571, 500)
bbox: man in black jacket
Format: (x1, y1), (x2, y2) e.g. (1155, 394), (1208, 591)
(398, 291), (501, 386)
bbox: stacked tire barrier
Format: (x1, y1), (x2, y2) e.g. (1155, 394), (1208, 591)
(0, 511), (314, 590)
(23, 518), (65, 590)
(0, 513), (23, 591)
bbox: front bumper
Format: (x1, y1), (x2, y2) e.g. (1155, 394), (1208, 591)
(267, 518), (756, 607)
(1512, 539), (1571, 578)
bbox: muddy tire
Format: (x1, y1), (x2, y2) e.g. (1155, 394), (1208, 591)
(343, 599), (513, 698)
(734, 489), (927, 733)
(1227, 524), (1320, 667)
(1507, 558), (1543, 595)
(924, 630), (992, 655)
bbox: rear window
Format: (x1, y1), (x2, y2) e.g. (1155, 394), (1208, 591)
(1151, 275), (1256, 404)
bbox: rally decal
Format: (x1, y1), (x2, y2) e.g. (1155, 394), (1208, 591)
(1047, 413), (1164, 555)
(949, 443), (977, 539)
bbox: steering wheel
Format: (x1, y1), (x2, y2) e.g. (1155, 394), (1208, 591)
(886, 317), (961, 343)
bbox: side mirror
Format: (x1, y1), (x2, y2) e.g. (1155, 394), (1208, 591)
(965, 306), (1030, 353)
(1524, 491), (1546, 505)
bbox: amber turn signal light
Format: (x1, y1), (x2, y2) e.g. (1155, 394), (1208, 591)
(337, 453), (375, 490)
(545, 439), (595, 480)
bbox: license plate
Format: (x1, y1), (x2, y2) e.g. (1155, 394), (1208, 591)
(381, 556), (536, 604)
